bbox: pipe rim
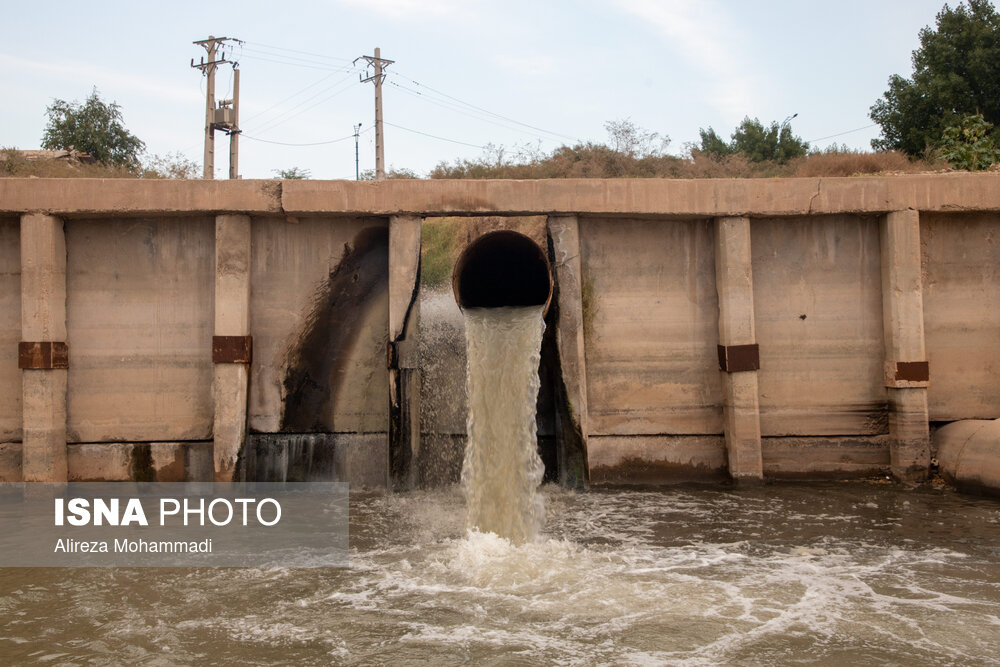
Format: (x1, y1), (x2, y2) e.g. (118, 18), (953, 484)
(452, 229), (553, 315)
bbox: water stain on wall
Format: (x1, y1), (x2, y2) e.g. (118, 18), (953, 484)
(281, 226), (389, 432)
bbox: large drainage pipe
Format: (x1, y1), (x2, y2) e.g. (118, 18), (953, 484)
(452, 230), (553, 313)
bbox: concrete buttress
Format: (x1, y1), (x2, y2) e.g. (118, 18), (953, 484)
(546, 215), (590, 486)
(714, 216), (763, 483)
(389, 215), (421, 489)
(880, 209), (930, 481)
(213, 214), (251, 481)
(20, 213), (68, 482)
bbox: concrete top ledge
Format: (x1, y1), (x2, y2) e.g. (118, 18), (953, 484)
(2, 173), (999, 218)
(0, 178), (283, 217)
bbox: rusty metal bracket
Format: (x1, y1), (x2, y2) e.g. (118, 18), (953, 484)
(19, 341), (69, 370)
(718, 343), (760, 373)
(387, 341), (398, 370)
(212, 335), (252, 364)
(884, 360), (929, 388)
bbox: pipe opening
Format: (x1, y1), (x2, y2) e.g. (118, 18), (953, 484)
(452, 230), (553, 312)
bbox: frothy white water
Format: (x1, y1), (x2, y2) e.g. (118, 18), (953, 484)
(461, 306), (546, 544)
(4, 486), (1000, 665)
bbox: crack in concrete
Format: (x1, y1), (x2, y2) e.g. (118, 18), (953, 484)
(807, 179), (822, 214)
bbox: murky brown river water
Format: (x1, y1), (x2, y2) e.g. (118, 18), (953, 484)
(1, 482), (999, 665)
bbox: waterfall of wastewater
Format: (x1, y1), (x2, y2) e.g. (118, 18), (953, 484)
(461, 305), (547, 544)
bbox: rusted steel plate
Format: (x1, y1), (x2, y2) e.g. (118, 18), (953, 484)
(212, 335), (252, 364)
(717, 343), (760, 373)
(18, 341), (69, 369)
(895, 361), (929, 383)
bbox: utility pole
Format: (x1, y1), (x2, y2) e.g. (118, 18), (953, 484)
(192, 36), (242, 179)
(354, 122), (362, 180)
(228, 67), (240, 179)
(355, 48), (393, 180)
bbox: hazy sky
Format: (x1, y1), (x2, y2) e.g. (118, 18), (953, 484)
(2, 0), (959, 179)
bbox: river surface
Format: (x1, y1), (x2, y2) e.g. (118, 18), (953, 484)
(1, 482), (999, 665)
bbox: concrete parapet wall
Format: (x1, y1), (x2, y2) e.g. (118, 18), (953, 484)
(1, 175), (999, 487)
(3, 174), (1000, 218)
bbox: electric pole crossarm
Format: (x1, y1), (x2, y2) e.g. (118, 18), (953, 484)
(191, 58), (230, 69)
(194, 36), (232, 46)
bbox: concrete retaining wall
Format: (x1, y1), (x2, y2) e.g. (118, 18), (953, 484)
(922, 213), (1000, 420)
(66, 217), (214, 443)
(0, 218), (21, 444)
(582, 218), (722, 436)
(1, 175), (999, 489)
(753, 216), (885, 437)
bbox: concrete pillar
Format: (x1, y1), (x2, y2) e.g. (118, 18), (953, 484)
(388, 215), (421, 489)
(546, 215), (590, 487)
(212, 214), (251, 481)
(880, 209), (930, 481)
(714, 216), (763, 483)
(20, 213), (68, 482)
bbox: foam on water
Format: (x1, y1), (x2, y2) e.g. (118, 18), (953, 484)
(460, 305), (547, 544)
(2, 486), (1000, 664)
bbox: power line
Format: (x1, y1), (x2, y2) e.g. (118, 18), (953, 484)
(249, 79), (358, 135)
(242, 132), (359, 147)
(242, 41), (354, 65)
(808, 124), (878, 143)
(246, 72), (360, 136)
(390, 70), (581, 143)
(238, 49), (356, 73)
(384, 121), (485, 149)
(387, 80), (569, 145)
(240, 71), (347, 125)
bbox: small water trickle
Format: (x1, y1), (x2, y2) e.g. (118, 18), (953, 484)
(461, 305), (547, 544)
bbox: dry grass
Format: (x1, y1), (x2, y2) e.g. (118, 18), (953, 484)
(0, 148), (137, 178)
(790, 149), (942, 177)
(430, 145), (949, 180)
(4, 145), (950, 181)
(1, 148), (201, 179)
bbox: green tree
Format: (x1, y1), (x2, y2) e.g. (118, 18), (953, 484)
(939, 113), (1000, 169)
(41, 88), (146, 170)
(870, 0), (1000, 155)
(697, 127), (731, 159)
(697, 117), (809, 163)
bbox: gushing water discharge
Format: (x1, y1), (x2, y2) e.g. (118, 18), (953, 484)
(461, 306), (546, 544)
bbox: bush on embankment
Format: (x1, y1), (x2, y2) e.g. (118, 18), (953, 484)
(0, 148), (200, 179)
(429, 144), (947, 180)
